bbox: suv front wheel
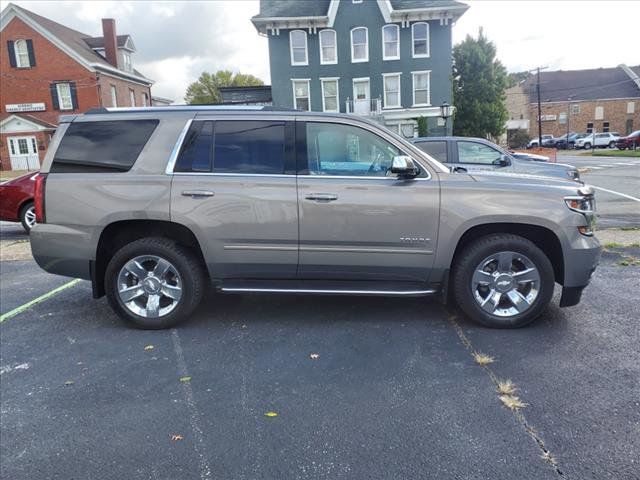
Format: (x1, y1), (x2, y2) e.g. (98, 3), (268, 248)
(105, 237), (205, 329)
(452, 234), (555, 328)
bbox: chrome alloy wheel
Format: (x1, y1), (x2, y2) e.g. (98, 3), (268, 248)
(24, 206), (36, 229)
(117, 255), (183, 318)
(471, 251), (541, 317)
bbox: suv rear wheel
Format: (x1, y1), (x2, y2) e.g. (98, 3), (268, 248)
(105, 237), (205, 329)
(452, 234), (554, 328)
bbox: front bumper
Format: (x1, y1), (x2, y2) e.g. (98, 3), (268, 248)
(559, 231), (600, 308)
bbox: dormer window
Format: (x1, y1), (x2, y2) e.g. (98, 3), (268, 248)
(289, 30), (308, 66)
(123, 51), (132, 72)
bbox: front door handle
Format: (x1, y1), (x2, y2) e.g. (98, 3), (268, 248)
(305, 193), (338, 202)
(182, 190), (215, 198)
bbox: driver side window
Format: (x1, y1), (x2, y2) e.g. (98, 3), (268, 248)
(457, 141), (502, 165)
(306, 122), (400, 176)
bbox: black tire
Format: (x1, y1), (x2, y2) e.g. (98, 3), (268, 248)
(19, 201), (35, 233)
(452, 234), (555, 328)
(584, 142), (591, 149)
(105, 237), (206, 329)
(609, 141), (616, 149)
(618, 146), (626, 151)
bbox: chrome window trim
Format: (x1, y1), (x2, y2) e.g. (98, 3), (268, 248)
(165, 119), (193, 174)
(300, 174), (431, 181)
(172, 172), (295, 178)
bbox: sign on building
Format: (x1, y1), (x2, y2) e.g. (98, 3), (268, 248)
(5, 103), (46, 113)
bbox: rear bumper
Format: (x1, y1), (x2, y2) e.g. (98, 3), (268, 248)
(30, 223), (94, 280)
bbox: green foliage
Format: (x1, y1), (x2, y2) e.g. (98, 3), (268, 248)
(507, 129), (530, 149)
(507, 71), (530, 88)
(452, 28), (509, 138)
(184, 70), (264, 104)
(416, 116), (428, 137)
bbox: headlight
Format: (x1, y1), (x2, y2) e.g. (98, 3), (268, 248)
(565, 192), (596, 236)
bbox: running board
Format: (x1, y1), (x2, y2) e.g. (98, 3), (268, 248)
(218, 280), (437, 297)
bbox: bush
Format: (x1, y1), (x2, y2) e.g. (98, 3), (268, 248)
(507, 129), (530, 149)
(417, 116), (428, 137)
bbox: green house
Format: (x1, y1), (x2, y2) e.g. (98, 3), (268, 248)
(252, 0), (468, 137)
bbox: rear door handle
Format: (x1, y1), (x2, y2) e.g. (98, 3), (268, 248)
(181, 190), (215, 197)
(305, 193), (338, 202)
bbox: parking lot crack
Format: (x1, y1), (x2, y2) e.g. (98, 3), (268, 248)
(447, 313), (565, 477)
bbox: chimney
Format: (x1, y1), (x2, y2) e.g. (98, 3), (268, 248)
(101, 18), (118, 68)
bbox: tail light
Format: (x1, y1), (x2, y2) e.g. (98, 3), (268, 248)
(34, 173), (47, 223)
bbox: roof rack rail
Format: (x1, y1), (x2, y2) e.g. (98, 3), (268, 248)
(83, 105), (301, 114)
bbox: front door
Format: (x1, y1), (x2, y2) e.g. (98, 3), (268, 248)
(170, 118), (298, 278)
(297, 120), (440, 282)
(8, 136), (40, 170)
(353, 79), (370, 115)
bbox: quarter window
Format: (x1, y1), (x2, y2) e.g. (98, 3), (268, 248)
(321, 79), (339, 112)
(383, 73), (401, 108)
(457, 141), (502, 165)
(289, 30), (308, 66)
(351, 27), (368, 63)
(319, 30), (337, 64)
(382, 25), (399, 60)
(292, 80), (310, 111)
(412, 22), (430, 57)
(56, 82), (73, 110)
(412, 71), (431, 106)
(14, 39), (30, 67)
(175, 121), (214, 172)
(305, 122), (401, 177)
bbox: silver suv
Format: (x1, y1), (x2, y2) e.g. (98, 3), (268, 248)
(31, 107), (601, 329)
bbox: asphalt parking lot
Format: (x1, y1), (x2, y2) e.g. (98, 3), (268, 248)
(1, 221), (639, 479)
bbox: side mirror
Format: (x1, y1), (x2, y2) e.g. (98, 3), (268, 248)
(493, 154), (511, 167)
(391, 155), (419, 177)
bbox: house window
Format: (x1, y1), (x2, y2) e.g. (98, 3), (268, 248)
(586, 122), (593, 134)
(603, 121), (610, 133)
(319, 30), (337, 64)
(142, 92), (149, 107)
(292, 79), (310, 111)
(14, 39), (31, 67)
(351, 27), (368, 63)
(595, 106), (604, 120)
(412, 71), (431, 106)
(352, 0), (363, 3)
(570, 104), (580, 115)
(383, 73), (401, 108)
(628, 102), (635, 114)
(56, 82), (73, 110)
(123, 52), (132, 72)
(382, 25), (400, 60)
(559, 112), (567, 125)
(289, 30), (308, 66)
(129, 89), (136, 107)
(110, 85), (118, 107)
(320, 78), (339, 112)
(412, 22), (430, 58)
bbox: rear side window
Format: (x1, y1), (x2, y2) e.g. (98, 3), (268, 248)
(174, 120), (286, 174)
(52, 120), (158, 172)
(415, 141), (447, 163)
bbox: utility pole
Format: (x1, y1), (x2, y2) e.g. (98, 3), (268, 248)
(537, 67), (542, 148)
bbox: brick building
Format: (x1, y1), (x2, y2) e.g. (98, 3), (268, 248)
(505, 64), (640, 141)
(0, 3), (153, 171)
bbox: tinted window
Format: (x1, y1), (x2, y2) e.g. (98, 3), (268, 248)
(52, 120), (158, 172)
(306, 122), (400, 177)
(213, 121), (285, 174)
(415, 141), (447, 163)
(175, 121), (213, 172)
(457, 141), (502, 165)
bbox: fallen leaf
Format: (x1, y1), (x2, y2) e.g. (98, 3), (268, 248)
(171, 434), (184, 441)
(309, 353), (320, 359)
(264, 411), (278, 418)
(179, 376), (192, 383)
(64, 380), (74, 386)
(144, 345), (154, 351)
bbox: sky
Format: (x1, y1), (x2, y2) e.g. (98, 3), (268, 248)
(9, 0), (640, 103)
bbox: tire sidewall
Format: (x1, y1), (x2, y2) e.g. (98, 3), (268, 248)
(454, 235), (555, 328)
(19, 201), (35, 233)
(105, 238), (202, 329)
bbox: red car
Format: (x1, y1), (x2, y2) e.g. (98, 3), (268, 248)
(616, 130), (640, 150)
(0, 171), (38, 232)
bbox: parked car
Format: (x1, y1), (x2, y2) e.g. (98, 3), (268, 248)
(527, 135), (554, 149)
(0, 171), (38, 232)
(30, 107), (600, 330)
(509, 151), (549, 162)
(574, 132), (619, 149)
(554, 132), (586, 150)
(411, 137), (580, 181)
(616, 130), (640, 150)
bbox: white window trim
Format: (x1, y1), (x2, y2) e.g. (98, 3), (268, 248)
(129, 89), (136, 107)
(110, 85), (118, 107)
(319, 29), (338, 65)
(350, 27), (369, 63)
(14, 39), (30, 68)
(56, 82), (73, 111)
(352, 0), (363, 3)
(411, 70), (431, 107)
(289, 30), (308, 66)
(320, 77), (340, 113)
(291, 79), (311, 111)
(382, 25), (400, 61)
(382, 72), (402, 109)
(411, 22), (430, 58)
(141, 92), (148, 107)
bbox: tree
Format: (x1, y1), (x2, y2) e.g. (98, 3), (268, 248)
(184, 70), (264, 104)
(452, 28), (508, 138)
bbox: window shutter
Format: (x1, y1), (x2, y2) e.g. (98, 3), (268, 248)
(7, 40), (16, 68)
(26, 39), (36, 66)
(70, 82), (78, 110)
(50, 83), (60, 110)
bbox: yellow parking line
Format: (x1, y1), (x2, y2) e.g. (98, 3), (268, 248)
(0, 279), (81, 324)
